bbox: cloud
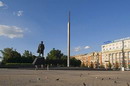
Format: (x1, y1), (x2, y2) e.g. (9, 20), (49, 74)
(0, 1), (8, 9)
(13, 10), (24, 16)
(74, 46), (82, 52)
(84, 46), (90, 49)
(0, 25), (24, 38)
(0, 1), (4, 7)
(73, 46), (91, 52)
(17, 11), (23, 16)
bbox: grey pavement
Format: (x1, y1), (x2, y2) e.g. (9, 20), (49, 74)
(0, 69), (130, 86)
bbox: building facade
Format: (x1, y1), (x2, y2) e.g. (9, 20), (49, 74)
(102, 37), (130, 69)
(72, 52), (102, 68)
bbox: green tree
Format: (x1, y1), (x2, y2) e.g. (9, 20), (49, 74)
(70, 58), (81, 67)
(46, 48), (64, 60)
(89, 62), (94, 68)
(21, 50), (36, 63)
(22, 50), (33, 57)
(46, 48), (66, 66)
(46, 48), (81, 67)
(0, 48), (21, 64)
(106, 62), (112, 69)
(115, 61), (119, 69)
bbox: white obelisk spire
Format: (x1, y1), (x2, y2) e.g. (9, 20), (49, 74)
(67, 12), (70, 67)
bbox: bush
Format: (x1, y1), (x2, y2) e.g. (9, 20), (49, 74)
(108, 62), (112, 69)
(70, 58), (81, 67)
(100, 64), (105, 68)
(115, 62), (119, 69)
(5, 63), (32, 66)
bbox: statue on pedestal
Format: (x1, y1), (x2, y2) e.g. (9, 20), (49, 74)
(33, 41), (45, 70)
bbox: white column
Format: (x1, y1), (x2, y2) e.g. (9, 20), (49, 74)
(127, 52), (129, 69)
(108, 54), (110, 63)
(110, 53), (113, 64)
(67, 12), (70, 67)
(115, 53), (117, 63)
(119, 52), (121, 68)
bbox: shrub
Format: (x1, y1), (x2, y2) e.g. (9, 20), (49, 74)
(5, 63), (32, 66)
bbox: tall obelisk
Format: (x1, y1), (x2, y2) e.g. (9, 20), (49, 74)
(67, 12), (70, 67)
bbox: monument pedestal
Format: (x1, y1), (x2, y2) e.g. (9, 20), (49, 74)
(32, 57), (45, 65)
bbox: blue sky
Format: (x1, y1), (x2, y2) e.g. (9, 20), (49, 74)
(0, 0), (130, 57)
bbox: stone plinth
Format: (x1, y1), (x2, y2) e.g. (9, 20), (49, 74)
(32, 57), (45, 65)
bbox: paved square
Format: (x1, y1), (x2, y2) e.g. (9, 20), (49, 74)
(0, 69), (130, 86)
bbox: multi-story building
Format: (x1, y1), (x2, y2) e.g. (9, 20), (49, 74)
(102, 37), (130, 68)
(86, 52), (102, 68)
(72, 52), (102, 68)
(71, 54), (88, 66)
(72, 37), (130, 69)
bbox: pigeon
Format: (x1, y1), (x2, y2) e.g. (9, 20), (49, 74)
(109, 78), (111, 80)
(83, 83), (86, 86)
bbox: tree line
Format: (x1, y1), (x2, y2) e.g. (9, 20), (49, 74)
(0, 48), (81, 67)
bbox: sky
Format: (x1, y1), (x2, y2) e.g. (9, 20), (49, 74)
(0, 0), (130, 57)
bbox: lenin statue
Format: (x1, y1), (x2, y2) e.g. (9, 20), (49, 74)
(33, 41), (45, 69)
(37, 41), (45, 57)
